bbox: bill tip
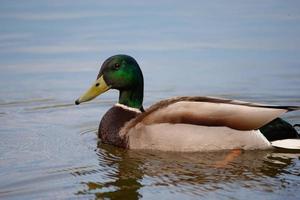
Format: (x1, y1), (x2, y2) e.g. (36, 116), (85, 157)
(75, 99), (80, 105)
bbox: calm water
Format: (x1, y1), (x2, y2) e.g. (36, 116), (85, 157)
(1, 1), (300, 199)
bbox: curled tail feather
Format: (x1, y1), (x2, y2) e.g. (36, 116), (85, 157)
(293, 124), (300, 128)
(294, 124), (300, 137)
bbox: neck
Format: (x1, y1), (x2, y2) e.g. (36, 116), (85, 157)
(119, 85), (143, 110)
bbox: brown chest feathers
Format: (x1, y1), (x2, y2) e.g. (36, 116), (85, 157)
(98, 105), (140, 148)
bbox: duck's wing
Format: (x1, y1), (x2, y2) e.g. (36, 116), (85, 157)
(122, 96), (300, 133)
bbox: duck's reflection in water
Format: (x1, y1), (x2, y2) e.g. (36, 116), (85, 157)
(76, 141), (299, 200)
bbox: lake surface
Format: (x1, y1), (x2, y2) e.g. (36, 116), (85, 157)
(1, 1), (300, 199)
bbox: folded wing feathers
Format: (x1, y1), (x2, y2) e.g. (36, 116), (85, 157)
(120, 96), (299, 135)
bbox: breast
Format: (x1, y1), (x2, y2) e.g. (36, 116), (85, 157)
(99, 105), (140, 147)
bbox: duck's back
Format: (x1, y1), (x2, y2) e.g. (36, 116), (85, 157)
(99, 104), (140, 148)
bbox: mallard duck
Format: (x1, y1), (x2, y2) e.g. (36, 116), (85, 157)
(75, 55), (300, 151)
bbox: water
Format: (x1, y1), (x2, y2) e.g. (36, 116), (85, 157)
(1, 0), (300, 199)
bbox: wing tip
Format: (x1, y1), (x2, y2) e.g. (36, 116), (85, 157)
(286, 106), (300, 112)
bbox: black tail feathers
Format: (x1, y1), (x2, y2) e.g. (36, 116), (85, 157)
(293, 124), (300, 137)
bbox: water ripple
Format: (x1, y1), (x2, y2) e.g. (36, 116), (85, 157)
(74, 148), (300, 199)
(0, 98), (54, 107)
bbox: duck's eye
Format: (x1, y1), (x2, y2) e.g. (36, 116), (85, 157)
(95, 83), (100, 87)
(114, 63), (120, 70)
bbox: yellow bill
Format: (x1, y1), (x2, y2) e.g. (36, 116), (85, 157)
(75, 75), (111, 105)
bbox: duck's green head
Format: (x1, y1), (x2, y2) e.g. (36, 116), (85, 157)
(75, 55), (144, 110)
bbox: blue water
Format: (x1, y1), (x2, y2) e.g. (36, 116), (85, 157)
(0, 1), (300, 199)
